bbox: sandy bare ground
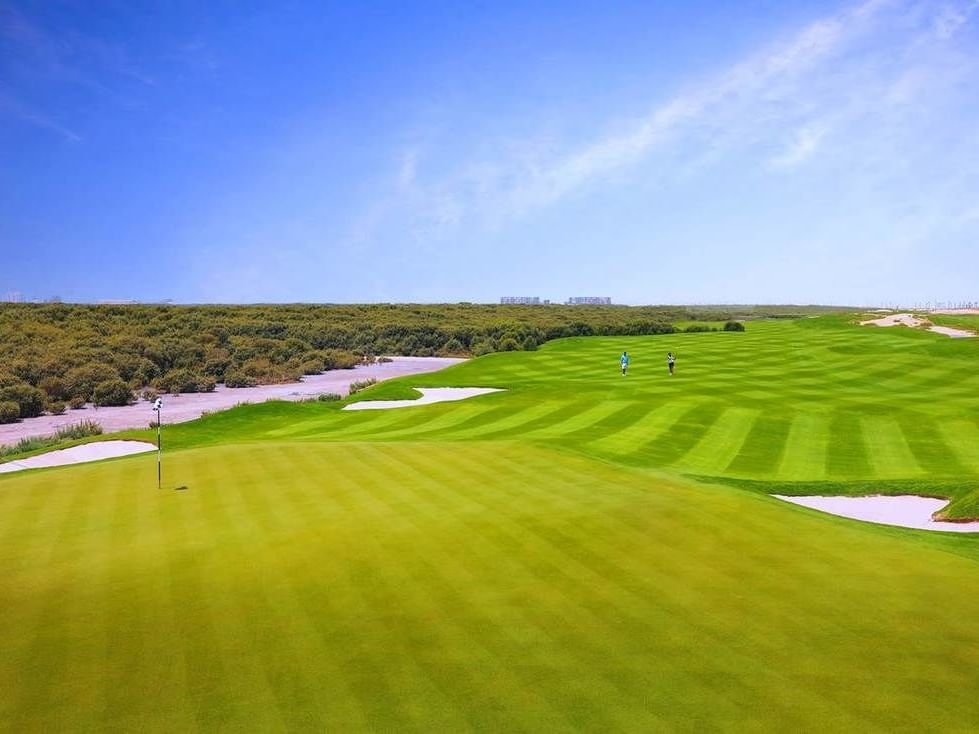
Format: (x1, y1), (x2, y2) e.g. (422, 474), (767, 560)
(859, 313), (975, 338)
(0, 357), (464, 447)
(0, 440), (155, 474)
(343, 387), (504, 411)
(774, 495), (979, 533)
(930, 308), (979, 315)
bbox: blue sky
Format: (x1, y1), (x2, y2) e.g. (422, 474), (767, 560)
(1, 0), (977, 305)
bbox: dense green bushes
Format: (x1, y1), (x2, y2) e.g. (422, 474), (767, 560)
(0, 383), (46, 419)
(65, 365), (119, 403)
(724, 321), (746, 332)
(0, 302), (771, 402)
(0, 401), (19, 424)
(93, 379), (135, 407)
(156, 369), (216, 395)
(223, 370), (257, 388)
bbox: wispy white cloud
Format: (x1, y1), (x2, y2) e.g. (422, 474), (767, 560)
(361, 0), (977, 244)
(768, 124), (828, 170)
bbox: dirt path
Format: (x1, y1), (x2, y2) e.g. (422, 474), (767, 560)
(0, 356), (464, 447)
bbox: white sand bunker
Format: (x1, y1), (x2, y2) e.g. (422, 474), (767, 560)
(859, 313), (975, 338)
(0, 440), (155, 475)
(774, 495), (979, 533)
(343, 387), (504, 411)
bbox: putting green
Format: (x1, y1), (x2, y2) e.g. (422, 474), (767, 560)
(2, 316), (978, 730)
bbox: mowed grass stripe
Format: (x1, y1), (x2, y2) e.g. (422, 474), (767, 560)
(898, 413), (969, 477)
(328, 400), (479, 439)
(395, 449), (669, 730)
(563, 401), (659, 445)
(103, 466), (199, 731)
(676, 407), (760, 475)
(776, 412), (830, 481)
(351, 401), (510, 441)
(590, 401), (693, 458)
(355, 447), (612, 729)
(826, 412), (872, 478)
(625, 401), (726, 467)
(861, 415), (922, 479)
(937, 419), (979, 476)
(392, 402), (519, 440)
(5, 439), (979, 728)
(456, 401), (576, 439)
(382, 446), (715, 726)
(527, 400), (631, 440)
(3, 481), (94, 728)
(473, 400), (591, 439)
(182, 458), (310, 730)
(725, 414), (792, 476)
(300, 451), (502, 730)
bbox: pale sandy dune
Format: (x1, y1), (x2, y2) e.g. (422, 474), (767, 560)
(859, 313), (925, 328)
(0, 356), (464, 447)
(0, 440), (155, 475)
(859, 313), (975, 338)
(928, 325), (976, 338)
(773, 495), (979, 533)
(343, 387), (504, 411)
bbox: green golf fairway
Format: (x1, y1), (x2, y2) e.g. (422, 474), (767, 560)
(2, 316), (978, 730)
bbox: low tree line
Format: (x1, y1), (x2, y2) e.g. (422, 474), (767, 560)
(0, 302), (769, 422)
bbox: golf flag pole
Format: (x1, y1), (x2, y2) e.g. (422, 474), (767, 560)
(153, 397), (163, 489)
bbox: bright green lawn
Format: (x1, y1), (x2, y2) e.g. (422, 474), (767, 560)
(2, 316), (979, 730)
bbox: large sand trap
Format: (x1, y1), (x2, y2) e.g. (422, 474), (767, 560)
(0, 440), (155, 475)
(859, 313), (975, 338)
(0, 356), (464, 448)
(343, 387), (504, 411)
(773, 495), (979, 533)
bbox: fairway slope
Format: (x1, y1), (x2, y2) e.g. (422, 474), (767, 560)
(3, 315), (979, 730)
(3, 441), (979, 730)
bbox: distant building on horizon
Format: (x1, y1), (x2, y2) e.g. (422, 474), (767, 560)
(501, 296), (541, 305)
(566, 296), (612, 305)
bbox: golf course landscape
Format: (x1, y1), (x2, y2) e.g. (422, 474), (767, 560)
(2, 314), (979, 731)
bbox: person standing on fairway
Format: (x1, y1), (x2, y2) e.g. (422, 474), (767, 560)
(620, 351), (630, 376)
(667, 351), (676, 376)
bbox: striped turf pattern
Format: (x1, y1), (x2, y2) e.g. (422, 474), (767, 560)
(4, 441), (979, 730)
(3, 316), (979, 730)
(276, 318), (979, 488)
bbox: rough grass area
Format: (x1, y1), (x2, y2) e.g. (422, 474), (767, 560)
(2, 315), (979, 730)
